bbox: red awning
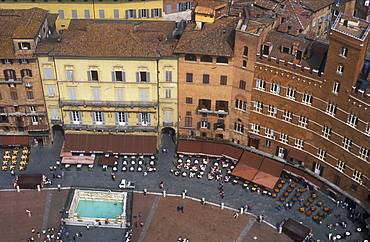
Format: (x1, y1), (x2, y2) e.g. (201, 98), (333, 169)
(64, 133), (157, 154)
(259, 158), (284, 177)
(28, 124), (48, 131)
(1, 135), (29, 146)
(283, 165), (305, 177)
(238, 151), (263, 169)
(177, 140), (203, 155)
(303, 173), (324, 188)
(98, 156), (116, 166)
(222, 145), (243, 160)
(200, 142), (226, 157)
(251, 171), (280, 189)
(231, 163), (259, 181)
(288, 149), (307, 161)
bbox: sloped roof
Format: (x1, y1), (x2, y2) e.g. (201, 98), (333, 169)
(300, 0), (335, 12)
(45, 20), (177, 58)
(174, 17), (239, 56)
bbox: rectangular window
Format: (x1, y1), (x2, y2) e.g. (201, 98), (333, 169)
(283, 110), (293, 122)
(336, 159), (345, 172)
(264, 140), (271, 148)
(69, 88), (76, 100)
(295, 138), (304, 149)
(347, 113), (358, 127)
(298, 115), (309, 128)
(359, 146), (369, 160)
(99, 9), (105, 18)
(239, 80), (246, 90)
(333, 82), (340, 94)
(20, 59), (28, 64)
(165, 71), (172, 82)
(334, 175), (341, 186)
(29, 106), (36, 112)
(251, 123), (260, 133)
(186, 97), (193, 104)
(317, 148), (326, 161)
(27, 91), (34, 100)
(72, 10), (78, 19)
(166, 4), (172, 14)
(165, 89), (171, 99)
(87, 70), (99, 82)
(21, 69), (32, 77)
(126, 9), (136, 18)
(264, 128), (274, 138)
(326, 102), (337, 116)
(286, 88), (296, 99)
(3, 59), (12, 64)
(66, 70), (74, 82)
(337, 65), (344, 74)
(270, 83), (281, 94)
(10, 91), (18, 100)
(112, 71), (126, 82)
(267, 105), (278, 117)
(92, 111), (104, 125)
(4, 69), (16, 80)
(234, 123), (244, 133)
(342, 137), (352, 150)
(138, 113), (151, 126)
(93, 89), (100, 101)
(177, 2), (193, 12)
(322, 126), (332, 138)
(51, 109), (59, 120)
(302, 93), (313, 105)
(280, 133), (289, 143)
(235, 99), (247, 111)
(58, 10), (65, 19)
(140, 89), (147, 102)
(31, 116), (38, 124)
(185, 117), (192, 127)
(164, 111), (172, 123)
(152, 8), (162, 18)
(116, 112), (128, 125)
(47, 86), (55, 97)
(220, 76), (227, 85)
(70, 111), (82, 124)
(116, 89), (124, 102)
(44, 68), (53, 79)
(186, 73), (193, 83)
(18, 43), (31, 50)
(353, 170), (363, 183)
(139, 9), (149, 18)
(253, 101), (263, 113)
(255, 79), (266, 90)
(114, 9), (119, 18)
(84, 10), (90, 19)
(136, 71), (150, 82)
(366, 123), (370, 134)
(341, 47), (348, 57)
(203, 74), (210, 84)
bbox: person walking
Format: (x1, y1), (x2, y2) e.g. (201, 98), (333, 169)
(26, 209), (32, 217)
(86, 224), (89, 230)
(233, 213), (239, 218)
(159, 181), (164, 189)
(328, 232), (333, 241)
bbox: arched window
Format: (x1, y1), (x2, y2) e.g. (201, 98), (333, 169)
(216, 56), (228, 64)
(185, 54), (196, 61)
(200, 55), (212, 63)
(243, 46), (248, 56)
(242, 60), (247, 68)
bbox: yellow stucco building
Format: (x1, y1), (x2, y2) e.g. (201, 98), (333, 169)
(37, 19), (178, 154)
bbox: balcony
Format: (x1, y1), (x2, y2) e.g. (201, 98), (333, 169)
(163, 122), (174, 126)
(0, 78), (23, 84)
(197, 106), (229, 115)
(51, 119), (62, 125)
(64, 124), (158, 132)
(60, 99), (158, 108)
(213, 123), (225, 130)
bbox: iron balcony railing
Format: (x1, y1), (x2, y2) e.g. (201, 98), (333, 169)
(60, 99), (158, 108)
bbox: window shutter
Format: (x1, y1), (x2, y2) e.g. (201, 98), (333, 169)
(166, 71), (172, 82)
(92, 112), (96, 124)
(176, 3), (180, 12)
(159, 10), (162, 17)
(151, 9), (154, 18)
(124, 113), (128, 125)
(147, 113), (151, 125)
(207, 122), (210, 129)
(101, 112), (105, 125)
(78, 111), (82, 124)
(133, 10), (136, 18)
(48, 86), (55, 96)
(69, 111), (74, 123)
(112, 71), (116, 82)
(166, 4), (172, 14)
(138, 113), (142, 125)
(136, 72), (140, 82)
(125, 10), (129, 19)
(69, 88), (76, 100)
(52, 109), (59, 120)
(115, 112), (119, 125)
(116, 89), (124, 102)
(122, 72), (126, 82)
(146, 72), (150, 82)
(197, 122), (200, 129)
(165, 111), (172, 123)
(87, 71), (92, 82)
(140, 89), (147, 102)
(138, 9), (142, 18)
(93, 89), (100, 101)
(44, 68), (52, 79)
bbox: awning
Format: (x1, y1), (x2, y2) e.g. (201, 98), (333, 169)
(238, 151), (263, 169)
(17, 174), (43, 189)
(98, 156), (116, 166)
(302, 172), (324, 188)
(1, 135), (29, 146)
(251, 171), (280, 189)
(230, 163), (258, 181)
(177, 140), (203, 155)
(61, 156), (95, 164)
(222, 145), (243, 160)
(283, 165), (305, 177)
(200, 142), (226, 157)
(282, 218), (311, 242)
(64, 133), (157, 154)
(28, 124), (48, 131)
(288, 149), (307, 161)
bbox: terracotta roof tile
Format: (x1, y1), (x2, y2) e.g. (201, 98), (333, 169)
(300, 0), (335, 12)
(47, 20), (176, 58)
(174, 17), (239, 56)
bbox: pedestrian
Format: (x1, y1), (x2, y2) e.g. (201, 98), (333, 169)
(259, 215), (264, 222)
(58, 184), (61, 192)
(111, 173), (116, 181)
(11, 170), (15, 176)
(248, 205), (252, 212)
(276, 205), (281, 211)
(183, 189), (187, 196)
(86, 224), (89, 230)
(31, 228), (35, 233)
(221, 192), (225, 199)
(180, 206), (184, 213)
(278, 224), (283, 234)
(233, 213), (239, 218)
(140, 221), (144, 227)
(139, 212), (143, 218)
(105, 218), (109, 224)
(36, 232), (40, 238)
(61, 171), (65, 179)
(79, 232), (83, 237)
(26, 209), (32, 217)
(159, 181), (164, 189)
(336, 213), (340, 220)
(162, 148), (166, 154)
(65, 232), (69, 238)
(177, 206), (181, 212)
(134, 221), (138, 228)
(328, 232), (333, 240)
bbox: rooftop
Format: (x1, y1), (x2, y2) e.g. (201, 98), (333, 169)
(332, 12), (370, 41)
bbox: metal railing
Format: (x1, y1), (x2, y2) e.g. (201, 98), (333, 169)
(60, 99), (158, 108)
